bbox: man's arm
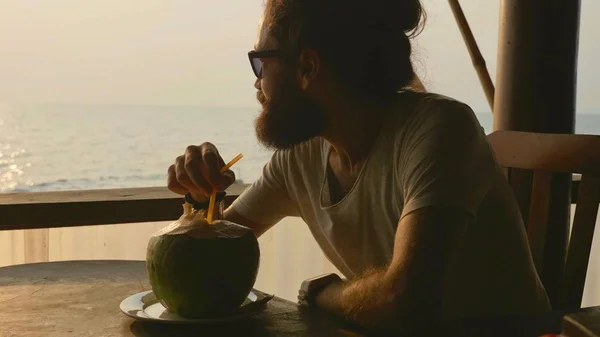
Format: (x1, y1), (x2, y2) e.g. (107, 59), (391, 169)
(225, 149), (300, 238)
(223, 206), (275, 238)
(167, 142), (296, 238)
(313, 205), (468, 333)
(313, 100), (492, 333)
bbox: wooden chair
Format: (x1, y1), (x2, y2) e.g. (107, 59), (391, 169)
(487, 130), (600, 311)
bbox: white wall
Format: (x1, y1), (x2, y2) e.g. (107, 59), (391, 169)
(0, 216), (339, 302)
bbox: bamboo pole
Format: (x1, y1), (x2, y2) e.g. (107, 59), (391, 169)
(448, 0), (495, 112)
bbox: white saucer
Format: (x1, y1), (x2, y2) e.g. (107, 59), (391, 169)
(120, 289), (274, 324)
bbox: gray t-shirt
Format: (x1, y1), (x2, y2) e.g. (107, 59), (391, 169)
(231, 92), (551, 317)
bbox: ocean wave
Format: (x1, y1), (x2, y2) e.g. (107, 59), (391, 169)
(2, 172), (247, 193)
(3, 173), (169, 192)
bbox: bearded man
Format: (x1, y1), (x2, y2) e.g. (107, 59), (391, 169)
(167, 0), (551, 333)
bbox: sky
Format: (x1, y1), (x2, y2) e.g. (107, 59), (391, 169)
(0, 0), (598, 114)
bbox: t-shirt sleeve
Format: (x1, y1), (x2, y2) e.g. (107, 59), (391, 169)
(398, 99), (498, 220)
(229, 149), (300, 225)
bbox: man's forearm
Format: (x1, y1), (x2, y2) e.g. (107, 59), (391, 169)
(222, 207), (273, 238)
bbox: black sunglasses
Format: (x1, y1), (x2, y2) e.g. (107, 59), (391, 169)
(248, 50), (281, 78)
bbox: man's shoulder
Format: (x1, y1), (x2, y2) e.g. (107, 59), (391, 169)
(388, 91), (490, 165)
(409, 91), (465, 104)
(394, 91), (481, 136)
(405, 91), (475, 119)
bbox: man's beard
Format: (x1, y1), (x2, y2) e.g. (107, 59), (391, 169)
(254, 78), (325, 150)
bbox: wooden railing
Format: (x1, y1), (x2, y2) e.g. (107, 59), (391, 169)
(0, 184), (248, 231)
(0, 183), (343, 303)
(0, 178), (591, 231)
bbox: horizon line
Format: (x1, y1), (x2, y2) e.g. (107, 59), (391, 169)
(1, 101), (599, 115)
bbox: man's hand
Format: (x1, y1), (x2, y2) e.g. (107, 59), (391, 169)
(168, 142), (274, 238)
(167, 142), (236, 201)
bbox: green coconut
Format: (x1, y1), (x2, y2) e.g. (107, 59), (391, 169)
(146, 203), (260, 318)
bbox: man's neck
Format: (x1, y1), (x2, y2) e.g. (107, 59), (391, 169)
(321, 95), (396, 169)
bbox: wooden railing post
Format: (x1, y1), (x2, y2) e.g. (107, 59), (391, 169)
(493, 0), (582, 309)
(24, 230), (49, 263)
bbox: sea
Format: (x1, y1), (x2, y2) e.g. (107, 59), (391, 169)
(1, 103), (599, 193)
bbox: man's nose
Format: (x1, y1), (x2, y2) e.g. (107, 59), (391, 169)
(254, 77), (261, 90)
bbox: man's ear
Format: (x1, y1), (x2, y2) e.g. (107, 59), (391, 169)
(297, 49), (320, 91)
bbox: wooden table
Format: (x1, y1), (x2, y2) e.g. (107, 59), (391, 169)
(0, 259), (587, 337)
(0, 260), (361, 337)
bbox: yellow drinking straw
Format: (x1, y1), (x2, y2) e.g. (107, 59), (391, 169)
(207, 153), (243, 223)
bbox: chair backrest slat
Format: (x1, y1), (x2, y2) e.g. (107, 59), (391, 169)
(563, 174), (600, 310)
(488, 131), (600, 174)
(488, 130), (600, 310)
(527, 170), (553, 274)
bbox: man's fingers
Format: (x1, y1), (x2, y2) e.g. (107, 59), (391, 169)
(222, 170), (237, 187)
(200, 143), (228, 187)
(175, 155), (209, 195)
(200, 143), (235, 189)
(172, 143), (235, 197)
(174, 156), (196, 192)
(182, 146), (214, 195)
(167, 164), (188, 195)
(297, 291), (308, 306)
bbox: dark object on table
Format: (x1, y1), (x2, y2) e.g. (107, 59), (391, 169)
(563, 306), (600, 337)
